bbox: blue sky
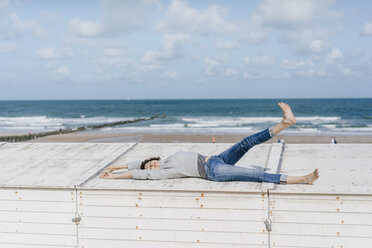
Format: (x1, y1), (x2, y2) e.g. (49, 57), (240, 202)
(0, 0), (372, 100)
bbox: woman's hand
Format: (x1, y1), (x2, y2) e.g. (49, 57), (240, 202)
(99, 171), (115, 179)
(104, 165), (116, 173)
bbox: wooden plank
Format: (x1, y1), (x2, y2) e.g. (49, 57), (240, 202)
(0, 211), (75, 224)
(270, 198), (372, 213)
(79, 205), (267, 221)
(270, 235), (372, 247)
(0, 200), (75, 213)
(79, 239), (267, 248)
(80, 217), (266, 233)
(78, 228), (267, 245)
(79, 189), (266, 198)
(0, 233), (76, 246)
(78, 194), (267, 210)
(0, 244), (75, 248)
(270, 211), (372, 225)
(0, 222), (75, 235)
(271, 222), (372, 238)
(0, 189), (75, 202)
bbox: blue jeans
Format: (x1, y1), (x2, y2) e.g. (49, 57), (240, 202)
(205, 128), (286, 183)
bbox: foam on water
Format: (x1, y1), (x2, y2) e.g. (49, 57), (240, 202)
(0, 116), (134, 132)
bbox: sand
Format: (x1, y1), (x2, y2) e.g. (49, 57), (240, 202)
(0, 131), (368, 144)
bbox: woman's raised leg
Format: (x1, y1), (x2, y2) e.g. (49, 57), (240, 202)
(216, 102), (297, 165)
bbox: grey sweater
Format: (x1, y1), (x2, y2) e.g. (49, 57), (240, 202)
(128, 151), (202, 180)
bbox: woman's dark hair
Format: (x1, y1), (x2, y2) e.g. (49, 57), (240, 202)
(140, 157), (160, 170)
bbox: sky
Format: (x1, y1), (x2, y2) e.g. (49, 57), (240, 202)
(0, 0), (372, 100)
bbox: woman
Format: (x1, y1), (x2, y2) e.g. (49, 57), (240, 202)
(100, 103), (319, 185)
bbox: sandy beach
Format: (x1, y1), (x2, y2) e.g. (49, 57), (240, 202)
(0, 131), (368, 144)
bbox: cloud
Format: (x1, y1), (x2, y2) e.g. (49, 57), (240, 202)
(37, 47), (56, 59)
(0, 0), (9, 10)
(0, 41), (16, 54)
(239, 0), (341, 53)
(69, 0), (159, 38)
(142, 33), (188, 64)
(225, 68), (239, 77)
(101, 0), (159, 36)
(70, 18), (103, 37)
(309, 39), (324, 53)
(158, 0), (236, 35)
(324, 48), (343, 64)
(163, 71), (178, 79)
(258, 0), (339, 29)
(215, 40), (241, 49)
(282, 59), (314, 70)
(203, 57), (221, 76)
(37, 47), (74, 59)
(103, 48), (127, 57)
(244, 54), (275, 67)
(361, 22), (372, 36)
(54, 66), (70, 77)
(1, 13), (49, 39)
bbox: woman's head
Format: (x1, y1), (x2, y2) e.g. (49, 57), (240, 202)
(140, 157), (161, 170)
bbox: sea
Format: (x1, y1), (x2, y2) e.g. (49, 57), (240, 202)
(0, 99), (371, 136)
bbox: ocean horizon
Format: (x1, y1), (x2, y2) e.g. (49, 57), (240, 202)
(0, 98), (371, 136)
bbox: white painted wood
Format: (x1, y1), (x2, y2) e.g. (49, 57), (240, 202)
(0, 143), (134, 188)
(261, 143), (283, 190)
(80, 205), (267, 221)
(275, 144), (372, 194)
(78, 192), (267, 209)
(0, 233), (76, 247)
(270, 235), (371, 248)
(269, 145), (372, 248)
(78, 228), (267, 244)
(0, 245), (74, 248)
(0, 189), (77, 247)
(83, 143), (272, 192)
(2, 143), (372, 247)
(80, 217), (265, 233)
(0, 188), (75, 201)
(79, 239), (267, 248)
(77, 189), (269, 247)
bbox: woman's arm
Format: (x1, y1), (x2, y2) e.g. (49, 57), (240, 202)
(104, 164), (128, 173)
(99, 171), (132, 179)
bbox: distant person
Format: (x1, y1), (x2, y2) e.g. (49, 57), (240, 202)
(331, 137), (337, 144)
(100, 103), (319, 185)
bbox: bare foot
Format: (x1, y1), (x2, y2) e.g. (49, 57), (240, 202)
(278, 102), (296, 126)
(304, 169), (319, 184)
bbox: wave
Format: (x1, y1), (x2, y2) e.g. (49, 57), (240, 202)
(0, 116), (135, 132)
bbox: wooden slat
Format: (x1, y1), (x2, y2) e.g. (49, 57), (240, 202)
(78, 194), (267, 209)
(270, 235), (371, 247)
(0, 233), (76, 246)
(79, 228), (267, 245)
(0, 188), (75, 202)
(79, 205), (267, 221)
(0, 211), (74, 224)
(0, 200), (75, 213)
(0, 222), (75, 235)
(79, 239), (267, 248)
(80, 217), (266, 233)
